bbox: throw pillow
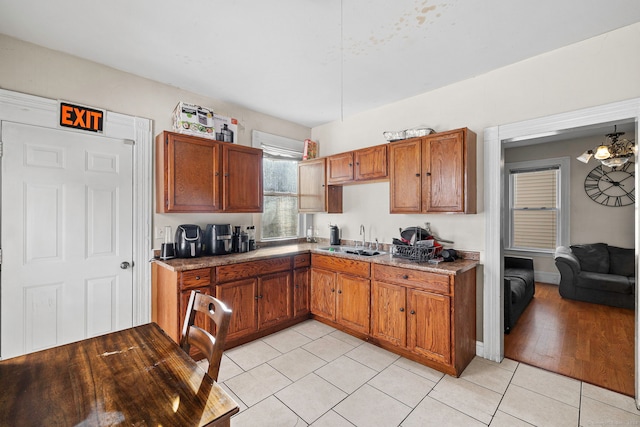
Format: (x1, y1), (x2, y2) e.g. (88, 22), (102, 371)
(607, 246), (635, 277)
(570, 243), (609, 274)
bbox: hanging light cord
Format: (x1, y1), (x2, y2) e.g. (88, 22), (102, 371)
(340, 0), (344, 121)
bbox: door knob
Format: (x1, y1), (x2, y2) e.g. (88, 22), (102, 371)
(120, 261), (131, 269)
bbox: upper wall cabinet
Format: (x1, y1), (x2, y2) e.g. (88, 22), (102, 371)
(389, 128), (476, 214)
(326, 144), (388, 185)
(298, 158), (343, 213)
(156, 131), (263, 213)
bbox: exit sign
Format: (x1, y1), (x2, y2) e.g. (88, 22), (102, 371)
(59, 102), (104, 133)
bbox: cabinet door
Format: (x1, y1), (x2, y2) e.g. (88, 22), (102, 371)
(180, 286), (212, 359)
(371, 281), (406, 347)
(157, 132), (221, 213)
(355, 144), (388, 181)
(222, 144), (263, 212)
(422, 132), (464, 213)
(258, 271), (292, 329)
(336, 274), (370, 334)
(298, 158), (326, 212)
(216, 278), (258, 341)
(407, 289), (451, 364)
(389, 138), (422, 213)
(310, 268), (336, 321)
(293, 267), (310, 317)
(327, 152), (354, 184)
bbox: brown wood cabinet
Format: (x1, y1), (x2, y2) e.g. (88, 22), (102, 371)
(310, 254), (371, 335)
(389, 128), (476, 214)
(152, 254), (311, 352)
(298, 158), (342, 213)
(222, 143), (263, 212)
(326, 144), (388, 185)
(156, 131), (263, 213)
(151, 264), (214, 343)
(370, 263), (476, 376)
(293, 254), (311, 317)
(327, 152), (354, 184)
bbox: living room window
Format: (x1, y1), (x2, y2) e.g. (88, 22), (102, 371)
(505, 157), (570, 254)
(252, 130), (305, 241)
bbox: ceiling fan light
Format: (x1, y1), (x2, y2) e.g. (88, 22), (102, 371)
(594, 145), (611, 160)
(576, 150), (593, 163)
(600, 156), (629, 167)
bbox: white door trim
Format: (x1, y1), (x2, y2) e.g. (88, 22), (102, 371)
(484, 97), (640, 404)
(0, 89), (153, 327)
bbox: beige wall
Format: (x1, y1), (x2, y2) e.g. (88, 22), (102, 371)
(505, 134), (636, 277)
(311, 23), (640, 340)
(0, 33), (311, 247)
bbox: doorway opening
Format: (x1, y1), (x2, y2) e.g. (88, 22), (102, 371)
(484, 97), (640, 405)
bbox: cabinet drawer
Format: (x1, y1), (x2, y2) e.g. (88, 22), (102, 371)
(312, 254), (370, 278)
(372, 264), (449, 294)
(293, 253), (310, 268)
(179, 268), (212, 290)
(217, 256), (292, 283)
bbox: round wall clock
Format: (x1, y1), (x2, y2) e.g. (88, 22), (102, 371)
(584, 162), (635, 207)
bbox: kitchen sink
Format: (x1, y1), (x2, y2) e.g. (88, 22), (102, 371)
(316, 246), (388, 257)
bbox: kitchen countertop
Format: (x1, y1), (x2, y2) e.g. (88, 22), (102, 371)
(153, 243), (479, 275)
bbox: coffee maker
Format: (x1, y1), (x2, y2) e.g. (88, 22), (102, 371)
(204, 224), (232, 255)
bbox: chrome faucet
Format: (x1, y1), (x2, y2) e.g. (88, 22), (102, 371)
(360, 224), (366, 248)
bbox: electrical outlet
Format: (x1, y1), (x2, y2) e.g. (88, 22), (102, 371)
(155, 226), (164, 240)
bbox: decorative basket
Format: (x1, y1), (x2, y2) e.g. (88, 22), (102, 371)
(391, 244), (441, 262)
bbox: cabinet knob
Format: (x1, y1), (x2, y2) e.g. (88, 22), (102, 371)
(215, 172), (219, 176)
(331, 289), (335, 293)
(402, 274), (409, 279)
(400, 307), (405, 312)
(410, 310), (416, 315)
(295, 284), (300, 289)
(425, 172), (431, 176)
(195, 276), (200, 280)
(338, 290), (342, 294)
(415, 173), (420, 177)
(224, 173), (229, 177)
(255, 295), (263, 300)
(349, 163), (353, 167)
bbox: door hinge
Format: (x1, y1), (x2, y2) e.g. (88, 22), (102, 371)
(0, 248), (3, 264)
(0, 141), (3, 158)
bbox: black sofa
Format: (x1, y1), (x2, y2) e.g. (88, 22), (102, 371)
(504, 256), (535, 334)
(554, 244), (635, 309)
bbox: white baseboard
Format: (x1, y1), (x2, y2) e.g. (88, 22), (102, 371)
(536, 271), (560, 285)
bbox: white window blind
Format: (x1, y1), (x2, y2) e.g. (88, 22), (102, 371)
(511, 168), (558, 249)
(505, 157), (570, 253)
(252, 130), (304, 240)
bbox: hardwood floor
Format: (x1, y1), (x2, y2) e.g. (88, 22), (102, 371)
(504, 282), (635, 396)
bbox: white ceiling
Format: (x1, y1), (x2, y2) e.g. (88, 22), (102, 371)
(1, 1), (640, 128)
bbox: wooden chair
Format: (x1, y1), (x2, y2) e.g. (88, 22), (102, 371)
(180, 290), (232, 381)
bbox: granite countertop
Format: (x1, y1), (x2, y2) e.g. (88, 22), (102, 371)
(154, 243), (479, 275)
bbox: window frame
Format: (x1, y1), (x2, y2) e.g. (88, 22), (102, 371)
(504, 157), (570, 256)
(251, 130), (309, 242)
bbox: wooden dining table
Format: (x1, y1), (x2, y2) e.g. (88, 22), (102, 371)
(0, 322), (239, 426)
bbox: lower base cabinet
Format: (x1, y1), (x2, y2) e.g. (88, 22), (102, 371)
(370, 264), (475, 376)
(310, 255), (371, 335)
(152, 254), (311, 353)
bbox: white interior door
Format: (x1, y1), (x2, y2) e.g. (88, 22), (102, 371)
(1, 122), (134, 359)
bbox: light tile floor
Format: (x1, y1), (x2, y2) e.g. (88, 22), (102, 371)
(204, 320), (640, 426)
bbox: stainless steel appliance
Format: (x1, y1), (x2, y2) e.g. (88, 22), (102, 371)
(175, 224), (202, 258)
(204, 224), (232, 255)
